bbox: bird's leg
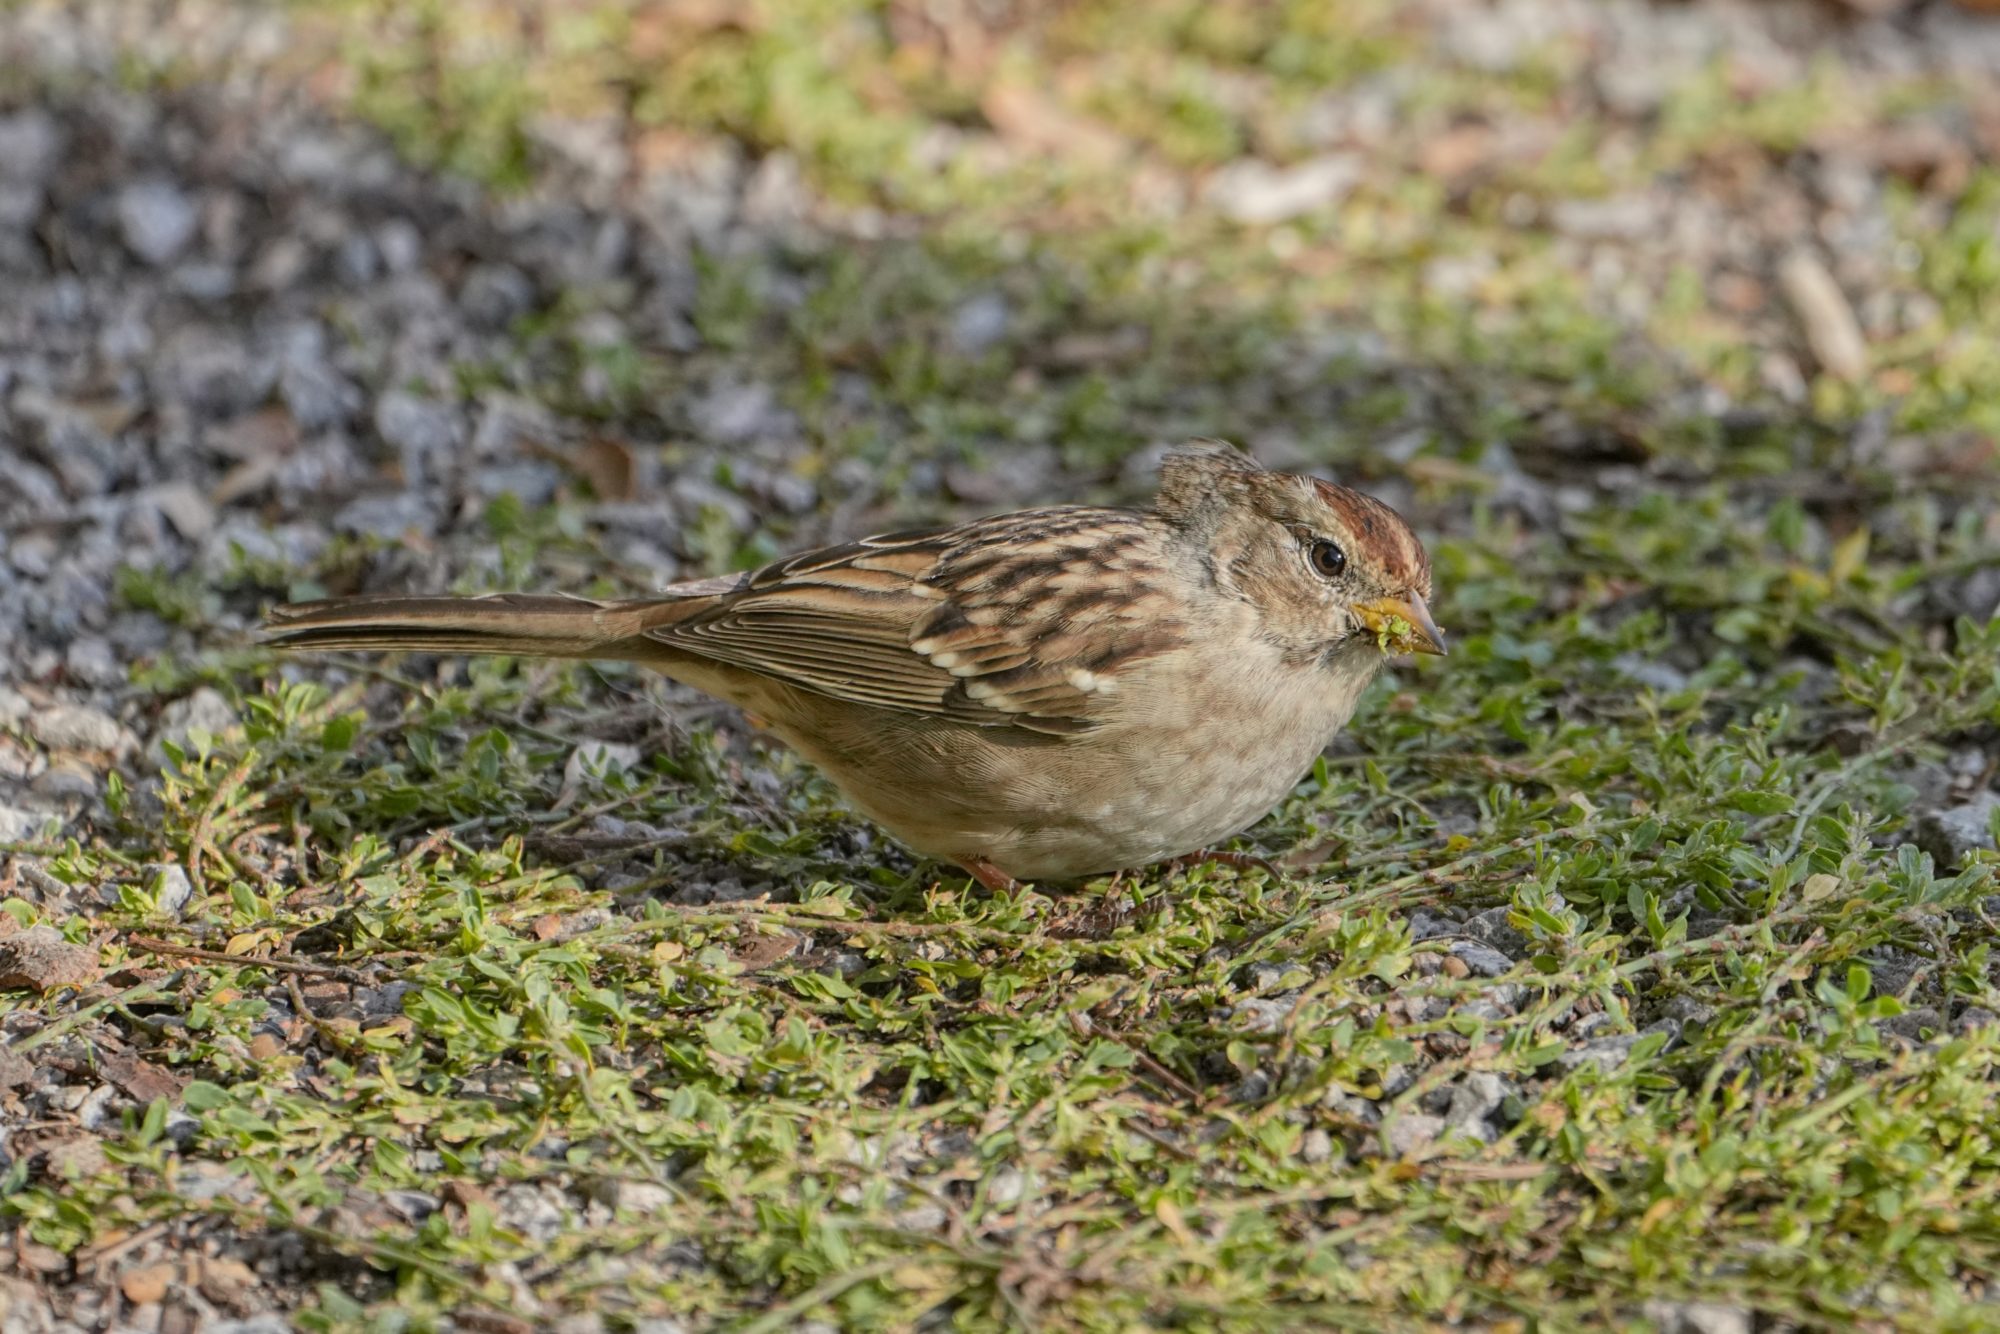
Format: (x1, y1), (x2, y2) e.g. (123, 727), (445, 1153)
(958, 857), (1023, 894)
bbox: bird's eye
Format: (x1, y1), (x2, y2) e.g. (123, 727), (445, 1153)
(1306, 539), (1347, 579)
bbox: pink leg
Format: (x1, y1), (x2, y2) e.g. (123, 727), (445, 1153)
(958, 857), (1022, 893)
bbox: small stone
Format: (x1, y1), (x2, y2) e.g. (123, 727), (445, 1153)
(594, 1179), (673, 1216)
(1640, 1301), (1752, 1334)
(1954, 1005), (1998, 1035)
(355, 981), (416, 1018)
(1442, 1072), (1512, 1145)
(1235, 961), (1291, 992)
(198, 1255), (258, 1305)
(1661, 995), (1717, 1028)
(1557, 1033), (1642, 1075)
(1299, 1128), (1335, 1164)
(987, 1165), (1027, 1206)
(947, 293), (1011, 354)
(0, 109), (60, 184)
(374, 391), (462, 484)
(1206, 155), (1361, 225)
(383, 1189), (442, 1223)
(1777, 250), (1869, 383)
(154, 687), (239, 763)
(1321, 1090), (1382, 1125)
(459, 263), (537, 330)
(28, 704), (122, 752)
(1449, 940), (1515, 978)
(1914, 792), (2000, 868)
(333, 492), (438, 540)
(1384, 1111), (1445, 1157)
(58, 633), (119, 688)
(1226, 998), (1292, 1034)
(202, 1317), (291, 1334)
(146, 482), (217, 542)
(119, 1262), (176, 1306)
(117, 181), (200, 266)
(141, 863), (195, 916)
(43, 1136), (110, 1179)
(1550, 194), (1655, 240)
(689, 380), (781, 444)
(0, 926), (99, 992)
(1405, 910), (1458, 941)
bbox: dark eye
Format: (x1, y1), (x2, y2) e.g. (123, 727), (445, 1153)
(1307, 539), (1347, 579)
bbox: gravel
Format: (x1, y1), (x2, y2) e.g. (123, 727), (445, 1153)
(1914, 792), (2000, 867)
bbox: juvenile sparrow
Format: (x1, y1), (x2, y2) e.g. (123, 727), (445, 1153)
(265, 443), (1442, 887)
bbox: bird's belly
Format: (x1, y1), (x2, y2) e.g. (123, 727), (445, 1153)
(979, 759), (1308, 880)
(737, 642), (1378, 884)
(796, 702), (1348, 883)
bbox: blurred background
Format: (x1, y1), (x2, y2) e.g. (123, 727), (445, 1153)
(2, 0), (1998, 669)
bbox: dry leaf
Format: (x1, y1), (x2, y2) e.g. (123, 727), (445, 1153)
(981, 84), (1126, 165)
(728, 928), (802, 973)
(570, 438), (637, 502)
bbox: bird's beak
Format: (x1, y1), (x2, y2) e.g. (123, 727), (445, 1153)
(1352, 593), (1448, 656)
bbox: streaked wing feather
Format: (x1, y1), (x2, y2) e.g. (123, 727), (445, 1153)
(644, 508), (1184, 734)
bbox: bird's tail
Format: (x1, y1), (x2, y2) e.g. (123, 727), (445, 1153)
(262, 579), (742, 661)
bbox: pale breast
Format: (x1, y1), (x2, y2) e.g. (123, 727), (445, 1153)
(745, 629), (1380, 881)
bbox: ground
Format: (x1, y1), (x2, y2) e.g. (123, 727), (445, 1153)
(1, 0), (1999, 1329)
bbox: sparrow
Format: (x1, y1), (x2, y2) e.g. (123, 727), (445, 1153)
(264, 443), (1443, 888)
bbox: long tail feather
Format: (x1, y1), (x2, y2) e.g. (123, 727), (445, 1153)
(262, 588), (725, 660)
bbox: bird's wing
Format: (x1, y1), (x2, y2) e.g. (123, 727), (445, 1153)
(644, 508), (1186, 736)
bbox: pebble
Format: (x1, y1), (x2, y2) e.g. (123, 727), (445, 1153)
(28, 703), (122, 752)
(1556, 1033), (1643, 1075)
(1205, 154), (1361, 225)
(948, 292), (1012, 354)
(1226, 998), (1293, 1034)
(374, 390), (462, 484)
(689, 380), (781, 444)
(140, 862), (194, 915)
(117, 180), (200, 266)
(0, 108), (60, 184)
(1383, 1111), (1445, 1157)
(333, 492), (437, 540)
(987, 1165), (1027, 1206)
(203, 1319), (291, 1334)
(63, 636), (120, 687)
(145, 481), (217, 541)
(1448, 940), (1515, 978)
(1442, 1072), (1513, 1145)
(1778, 250), (1870, 383)
(0, 804), (51, 841)
(1914, 792), (2000, 867)
(153, 687), (239, 763)
(1640, 1302), (1752, 1334)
